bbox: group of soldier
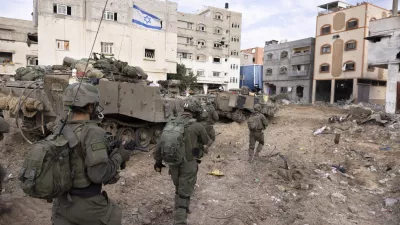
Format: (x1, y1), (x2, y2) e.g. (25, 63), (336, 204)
(0, 82), (268, 225)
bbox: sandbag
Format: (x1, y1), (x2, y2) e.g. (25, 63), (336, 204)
(63, 57), (78, 67)
(75, 63), (93, 73)
(86, 69), (104, 78)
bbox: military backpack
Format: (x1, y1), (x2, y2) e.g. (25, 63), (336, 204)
(19, 125), (83, 200)
(159, 117), (191, 166)
(247, 113), (260, 130)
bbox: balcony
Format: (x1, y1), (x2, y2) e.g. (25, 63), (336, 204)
(288, 70), (308, 77)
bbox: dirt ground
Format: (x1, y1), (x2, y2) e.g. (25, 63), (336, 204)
(1, 105), (400, 225)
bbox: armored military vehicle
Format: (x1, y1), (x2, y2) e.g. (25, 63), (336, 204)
(0, 74), (182, 147)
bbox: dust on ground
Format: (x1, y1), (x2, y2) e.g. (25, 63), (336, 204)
(1, 105), (400, 225)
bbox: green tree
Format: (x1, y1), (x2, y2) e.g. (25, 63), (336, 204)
(167, 64), (197, 95)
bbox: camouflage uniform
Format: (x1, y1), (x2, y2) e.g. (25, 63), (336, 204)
(248, 104), (268, 159)
(154, 103), (212, 225)
(0, 116), (10, 141)
(52, 83), (129, 225)
(199, 103), (219, 141)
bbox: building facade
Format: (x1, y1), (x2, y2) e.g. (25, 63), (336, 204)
(312, 1), (389, 104)
(241, 47), (263, 65)
(240, 52), (253, 66)
(367, 16), (400, 113)
(239, 65), (263, 91)
(0, 17), (38, 75)
(33, 0), (178, 82)
(263, 38), (315, 103)
(176, 4), (242, 92)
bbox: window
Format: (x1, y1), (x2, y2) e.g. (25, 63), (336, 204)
(101, 42), (113, 54)
(145, 49), (155, 59)
(214, 27), (222, 34)
(0, 52), (13, 64)
(213, 71), (220, 77)
(347, 19), (359, 30)
(267, 53), (273, 60)
(280, 51), (288, 58)
(343, 61), (355, 71)
(244, 55), (248, 59)
(345, 40), (357, 51)
(321, 44), (331, 54)
(266, 68), (272, 75)
(196, 54), (206, 61)
(214, 12), (223, 20)
(197, 70), (204, 76)
(56, 40), (69, 51)
(214, 42), (222, 49)
(231, 51), (238, 56)
(251, 49), (256, 54)
(213, 57), (221, 63)
(197, 40), (206, 47)
(293, 65), (305, 71)
(197, 24), (206, 32)
(252, 58), (255, 63)
(53, 4), (71, 16)
(27, 57), (38, 66)
(178, 52), (192, 59)
(104, 11), (117, 21)
(320, 63), (330, 73)
(332, 35), (340, 39)
(226, 30), (229, 34)
(367, 65), (375, 72)
(370, 17), (376, 21)
(279, 66), (287, 74)
(321, 25), (331, 35)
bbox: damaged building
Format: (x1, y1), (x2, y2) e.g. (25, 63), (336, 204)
(312, 1), (389, 104)
(0, 17), (38, 75)
(263, 38), (315, 103)
(366, 0), (400, 113)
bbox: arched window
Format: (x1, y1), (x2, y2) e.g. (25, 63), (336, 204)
(266, 68), (273, 75)
(197, 39), (206, 47)
(321, 44), (331, 54)
(321, 24), (331, 35)
(345, 40), (357, 51)
(343, 61), (356, 71)
(279, 66), (287, 74)
(214, 26), (222, 34)
(280, 51), (288, 58)
(320, 63), (330, 73)
(267, 53), (273, 60)
(214, 12), (223, 20)
(197, 23), (206, 32)
(346, 18), (359, 30)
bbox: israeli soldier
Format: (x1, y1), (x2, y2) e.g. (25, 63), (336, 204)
(0, 115), (10, 215)
(247, 104), (268, 161)
(52, 83), (131, 225)
(154, 100), (213, 225)
(200, 101), (219, 141)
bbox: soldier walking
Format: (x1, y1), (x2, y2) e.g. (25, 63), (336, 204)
(154, 100), (213, 225)
(247, 104), (268, 161)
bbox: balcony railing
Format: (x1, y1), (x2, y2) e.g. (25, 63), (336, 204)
(288, 70), (308, 76)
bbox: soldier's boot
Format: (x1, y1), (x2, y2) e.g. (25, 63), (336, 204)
(174, 195), (190, 225)
(175, 194), (191, 214)
(255, 144), (264, 157)
(248, 149), (254, 162)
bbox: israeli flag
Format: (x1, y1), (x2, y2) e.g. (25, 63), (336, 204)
(132, 5), (162, 30)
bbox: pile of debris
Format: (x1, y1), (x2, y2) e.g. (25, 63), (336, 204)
(333, 104), (398, 126)
(14, 54), (149, 83)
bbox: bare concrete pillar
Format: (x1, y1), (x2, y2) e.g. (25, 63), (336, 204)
(392, 0), (398, 17)
(386, 63), (398, 113)
(353, 78), (358, 103)
(312, 79), (316, 104)
(203, 84), (209, 94)
(330, 79), (335, 104)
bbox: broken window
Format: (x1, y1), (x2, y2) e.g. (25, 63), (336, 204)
(214, 42), (222, 48)
(321, 44), (331, 54)
(321, 25), (331, 35)
(54, 4), (71, 16)
(296, 86), (304, 98)
(320, 64), (330, 72)
(101, 42), (113, 54)
(56, 40), (69, 51)
(267, 53), (273, 60)
(214, 27), (222, 34)
(27, 57), (38, 66)
(197, 24), (206, 32)
(213, 71), (220, 77)
(293, 65), (304, 71)
(213, 57), (221, 63)
(104, 11), (117, 21)
(266, 68), (273, 75)
(280, 51), (288, 58)
(345, 40), (357, 51)
(367, 65), (375, 72)
(344, 61), (355, 71)
(280, 87), (288, 93)
(145, 49), (155, 59)
(279, 66), (287, 74)
(347, 19), (358, 29)
(0, 52), (12, 64)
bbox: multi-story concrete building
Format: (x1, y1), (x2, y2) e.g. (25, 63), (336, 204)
(312, 1), (389, 104)
(0, 17), (38, 75)
(241, 47), (263, 65)
(176, 3), (242, 92)
(366, 5), (400, 113)
(263, 38), (315, 103)
(240, 52), (253, 66)
(33, 0), (178, 82)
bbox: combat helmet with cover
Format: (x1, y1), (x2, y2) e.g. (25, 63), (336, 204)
(19, 83), (99, 201)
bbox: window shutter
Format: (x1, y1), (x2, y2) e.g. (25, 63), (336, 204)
(53, 4), (57, 13)
(114, 12), (118, 21)
(67, 6), (72, 15)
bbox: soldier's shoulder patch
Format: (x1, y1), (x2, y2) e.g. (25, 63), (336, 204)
(91, 142), (106, 151)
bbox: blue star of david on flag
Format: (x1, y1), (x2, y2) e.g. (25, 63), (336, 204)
(132, 5), (162, 30)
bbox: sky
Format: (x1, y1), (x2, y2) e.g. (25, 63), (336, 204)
(0, 0), (393, 49)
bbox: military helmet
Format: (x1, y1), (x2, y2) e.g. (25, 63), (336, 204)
(183, 98), (202, 113)
(254, 104), (262, 112)
(63, 82), (100, 107)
